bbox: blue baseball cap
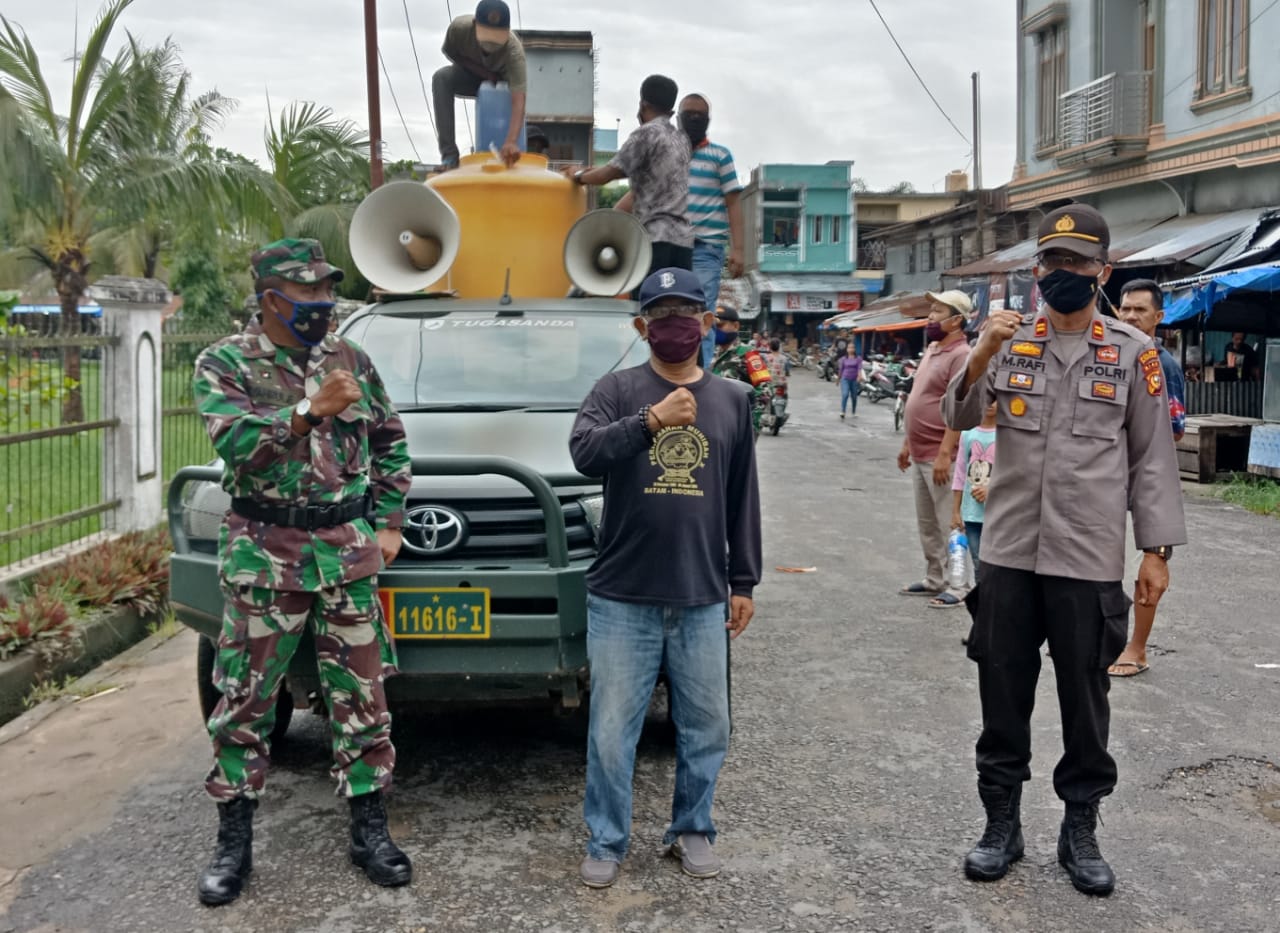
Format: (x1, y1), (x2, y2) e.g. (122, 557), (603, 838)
(638, 267), (706, 313)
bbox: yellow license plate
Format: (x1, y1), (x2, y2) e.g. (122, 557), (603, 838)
(381, 588), (491, 640)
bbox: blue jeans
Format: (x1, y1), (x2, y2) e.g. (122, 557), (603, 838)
(840, 378), (860, 414)
(965, 520), (983, 575)
(584, 593), (730, 861)
(693, 241), (725, 368)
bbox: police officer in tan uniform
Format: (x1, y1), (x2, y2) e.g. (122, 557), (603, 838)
(942, 204), (1186, 897)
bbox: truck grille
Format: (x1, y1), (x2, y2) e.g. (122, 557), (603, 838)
(398, 498), (596, 563)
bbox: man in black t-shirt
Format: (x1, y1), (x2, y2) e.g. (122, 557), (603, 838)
(569, 267), (762, 889)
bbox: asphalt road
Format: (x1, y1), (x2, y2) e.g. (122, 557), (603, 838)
(2, 368), (1278, 933)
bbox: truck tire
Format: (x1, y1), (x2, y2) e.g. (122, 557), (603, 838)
(197, 634), (294, 745)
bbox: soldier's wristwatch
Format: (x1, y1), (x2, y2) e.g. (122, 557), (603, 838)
(1143, 545), (1174, 561)
(295, 397), (324, 426)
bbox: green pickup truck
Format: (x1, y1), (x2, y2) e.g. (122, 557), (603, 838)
(168, 297), (648, 738)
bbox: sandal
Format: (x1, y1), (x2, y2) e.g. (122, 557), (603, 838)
(1108, 660), (1149, 677)
(928, 592), (965, 608)
(900, 582), (943, 597)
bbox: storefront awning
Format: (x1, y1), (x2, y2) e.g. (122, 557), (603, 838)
(944, 209), (1271, 277)
(1113, 208), (1268, 268)
(1163, 261), (1280, 328)
(849, 308), (929, 333)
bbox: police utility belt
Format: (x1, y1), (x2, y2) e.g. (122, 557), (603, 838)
(231, 492), (375, 530)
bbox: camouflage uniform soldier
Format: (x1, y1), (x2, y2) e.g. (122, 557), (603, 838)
(192, 238), (413, 906)
(710, 306), (773, 435)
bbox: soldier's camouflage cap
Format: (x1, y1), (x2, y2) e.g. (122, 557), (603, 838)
(250, 238), (345, 284)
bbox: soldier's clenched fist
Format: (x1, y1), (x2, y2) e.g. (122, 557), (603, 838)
(650, 387), (697, 430)
(311, 370), (362, 417)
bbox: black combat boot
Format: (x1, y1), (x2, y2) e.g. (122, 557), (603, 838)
(1058, 801), (1115, 896)
(964, 781), (1024, 881)
(349, 790), (413, 886)
(197, 796), (256, 906)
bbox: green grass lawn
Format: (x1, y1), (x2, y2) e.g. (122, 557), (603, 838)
(1, 350), (220, 565)
(1216, 474), (1280, 517)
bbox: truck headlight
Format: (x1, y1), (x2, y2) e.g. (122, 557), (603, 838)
(580, 494), (604, 540)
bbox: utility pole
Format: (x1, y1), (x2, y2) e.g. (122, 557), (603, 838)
(972, 71), (984, 259)
(364, 0), (384, 189)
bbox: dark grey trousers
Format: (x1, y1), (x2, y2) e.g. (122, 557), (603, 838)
(432, 64), (483, 163)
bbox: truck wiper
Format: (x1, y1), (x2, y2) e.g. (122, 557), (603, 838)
(396, 403), (532, 412)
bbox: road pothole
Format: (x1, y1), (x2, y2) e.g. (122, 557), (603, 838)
(1159, 756), (1280, 826)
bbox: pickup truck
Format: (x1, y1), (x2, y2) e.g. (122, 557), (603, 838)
(168, 297), (648, 739)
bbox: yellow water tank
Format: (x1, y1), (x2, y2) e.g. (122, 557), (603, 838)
(425, 152), (587, 298)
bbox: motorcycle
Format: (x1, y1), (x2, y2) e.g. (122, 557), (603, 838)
(863, 362), (898, 403)
(893, 367), (917, 432)
(761, 385), (789, 435)
(818, 349), (839, 382)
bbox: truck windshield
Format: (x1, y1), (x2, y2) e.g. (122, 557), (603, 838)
(345, 310), (650, 408)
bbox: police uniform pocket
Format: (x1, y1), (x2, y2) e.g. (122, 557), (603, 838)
(1096, 585), (1132, 670)
(1073, 379), (1129, 440)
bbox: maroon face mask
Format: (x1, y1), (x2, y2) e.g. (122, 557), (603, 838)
(645, 316), (703, 363)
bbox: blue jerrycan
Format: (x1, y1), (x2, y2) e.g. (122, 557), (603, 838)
(476, 81), (527, 154)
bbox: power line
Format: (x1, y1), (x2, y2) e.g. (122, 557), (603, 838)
(1164, 0), (1280, 100)
(866, 0), (971, 146)
(517, 0), (523, 28)
(378, 47), (422, 162)
(402, 0), (437, 135)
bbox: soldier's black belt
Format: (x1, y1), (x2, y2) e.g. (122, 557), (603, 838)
(231, 493), (374, 530)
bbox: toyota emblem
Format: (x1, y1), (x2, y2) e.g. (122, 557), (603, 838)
(401, 505), (467, 556)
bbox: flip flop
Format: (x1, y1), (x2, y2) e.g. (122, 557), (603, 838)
(1108, 660), (1150, 677)
(928, 592), (965, 608)
(900, 582), (943, 597)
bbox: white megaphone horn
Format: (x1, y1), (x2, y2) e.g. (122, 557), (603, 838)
(349, 181), (461, 293)
(563, 210), (653, 297)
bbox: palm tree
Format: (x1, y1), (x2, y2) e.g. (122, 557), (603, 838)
(265, 101), (371, 293)
(0, 0), (284, 420)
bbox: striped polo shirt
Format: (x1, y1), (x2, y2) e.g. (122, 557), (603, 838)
(688, 140), (742, 246)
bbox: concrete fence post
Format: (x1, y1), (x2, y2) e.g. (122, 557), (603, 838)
(88, 277), (169, 534)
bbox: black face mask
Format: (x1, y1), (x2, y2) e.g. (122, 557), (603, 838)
(679, 112), (709, 145)
(1037, 269), (1098, 314)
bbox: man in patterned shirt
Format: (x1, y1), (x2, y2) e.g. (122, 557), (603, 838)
(567, 74), (692, 279)
(192, 238), (412, 906)
(620, 93), (744, 366)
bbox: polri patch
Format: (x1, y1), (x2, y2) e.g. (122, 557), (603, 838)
(1146, 372), (1163, 396)
(1008, 372), (1036, 390)
(1138, 347), (1160, 376)
(1011, 341), (1044, 358)
(1009, 396), (1028, 417)
(1034, 318), (1048, 338)
(1092, 381), (1117, 400)
(1094, 344), (1120, 365)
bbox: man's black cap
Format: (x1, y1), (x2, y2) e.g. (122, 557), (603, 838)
(526, 124), (548, 142)
(1037, 204), (1110, 260)
(715, 306), (740, 323)
(475, 0), (511, 34)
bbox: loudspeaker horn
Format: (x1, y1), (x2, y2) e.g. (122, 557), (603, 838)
(349, 181), (461, 293)
(563, 210), (653, 297)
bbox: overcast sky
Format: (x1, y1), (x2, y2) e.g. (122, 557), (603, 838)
(4, 0), (1018, 191)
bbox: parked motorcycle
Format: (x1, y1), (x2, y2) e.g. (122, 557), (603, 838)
(762, 385), (789, 435)
(818, 349), (839, 382)
(893, 371), (915, 432)
(863, 363), (898, 403)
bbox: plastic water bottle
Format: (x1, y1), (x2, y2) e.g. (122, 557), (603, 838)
(476, 81), (527, 154)
(947, 528), (970, 589)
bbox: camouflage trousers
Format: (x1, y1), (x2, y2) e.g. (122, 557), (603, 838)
(205, 576), (398, 801)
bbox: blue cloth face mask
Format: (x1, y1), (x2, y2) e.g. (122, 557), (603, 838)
(261, 289), (335, 346)
(714, 328), (735, 346)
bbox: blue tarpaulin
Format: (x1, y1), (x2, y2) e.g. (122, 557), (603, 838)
(1162, 264), (1280, 325)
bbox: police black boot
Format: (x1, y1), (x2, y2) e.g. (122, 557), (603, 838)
(349, 790), (413, 887)
(964, 781), (1024, 881)
(1058, 802), (1115, 896)
(197, 796), (256, 906)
